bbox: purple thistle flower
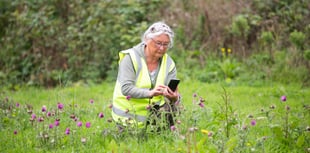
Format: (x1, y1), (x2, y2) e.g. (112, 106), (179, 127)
(251, 119), (256, 126)
(49, 124), (54, 129)
(54, 120), (60, 126)
(108, 104), (113, 109)
(89, 99), (94, 104)
(208, 131), (213, 137)
(242, 125), (248, 130)
(193, 93), (197, 97)
(85, 122), (91, 128)
(42, 105), (47, 112)
(65, 128), (70, 135)
(198, 102), (205, 108)
(170, 125), (176, 131)
(31, 114), (36, 119)
(145, 104), (151, 110)
(126, 95), (131, 100)
(77, 121), (83, 127)
(57, 102), (64, 109)
(16, 103), (20, 107)
(38, 117), (44, 122)
(14, 130), (17, 135)
(98, 112), (104, 118)
(46, 112), (51, 117)
(281, 96), (286, 102)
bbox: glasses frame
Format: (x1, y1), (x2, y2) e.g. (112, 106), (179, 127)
(150, 38), (171, 49)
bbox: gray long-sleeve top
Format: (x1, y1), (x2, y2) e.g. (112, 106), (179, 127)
(117, 43), (177, 98)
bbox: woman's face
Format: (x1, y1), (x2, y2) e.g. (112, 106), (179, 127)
(146, 34), (170, 59)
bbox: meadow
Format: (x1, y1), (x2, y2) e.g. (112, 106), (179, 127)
(1, 81), (309, 153)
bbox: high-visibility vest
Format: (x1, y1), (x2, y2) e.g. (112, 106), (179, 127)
(112, 47), (175, 125)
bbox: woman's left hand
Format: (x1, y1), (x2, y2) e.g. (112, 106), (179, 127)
(163, 86), (179, 102)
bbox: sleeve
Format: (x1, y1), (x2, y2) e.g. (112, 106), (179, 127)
(118, 54), (151, 98)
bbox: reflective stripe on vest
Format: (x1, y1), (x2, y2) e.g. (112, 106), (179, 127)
(112, 48), (175, 122)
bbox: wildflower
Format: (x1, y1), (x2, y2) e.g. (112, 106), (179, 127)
(262, 136), (267, 141)
(176, 120), (181, 124)
(65, 128), (70, 135)
(57, 102), (64, 109)
(189, 127), (195, 132)
(170, 125), (176, 131)
(193, 93), (197, 97)
(126, 95), (131, 100)
(269, 104), (276, 109)
(49, 124), (54, 129)
(250, 119), (256, 126)
(227, 48), (232, 53)
(198, 102), (205, 108)
(281, 96), (286, 102)
(42, 105), (47, 112)
(54, 120), (60, 126)
(260, 108), (264, 112)
(38, 117), (44, 122)
(242, 125), (248, 130)
(285, 105), (290, 111)
(108, 104), (113, 109)
(70, 114), (75, 119)
(199, 97), (205, 103)
(14, 130), (17, 135)
(89, 99), (94, 104)
(85, 122), (91, 128)
(27, 109), (33, 114)
(46, 112), (51, 117)
(107, 118), (113, 123)
(81, 137), (86, 143)
(98, 112), (104, 118)
(145, 104), (151, 110)
(201, 129), (209, 134)
(221, 48), (225, 53)
(208, 131), (213, 137)
(31, 114), (36, 120)
(16, 103), (20, 107)
(77, 121), (83, 127)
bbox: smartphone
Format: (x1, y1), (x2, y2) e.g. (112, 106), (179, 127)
(168, 79), (180, 92)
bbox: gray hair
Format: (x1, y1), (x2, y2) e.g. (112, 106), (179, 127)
(142, 22), (174, 48)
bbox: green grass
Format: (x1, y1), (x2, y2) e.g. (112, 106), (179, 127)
(1, 80), (309, 152)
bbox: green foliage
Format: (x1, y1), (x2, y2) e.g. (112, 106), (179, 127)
(289, 30), (306, 50)
(1, 0), (310, 87)
(2, 82), (309, 152)
(304, 50), (310, 61)
(0, 0), (163, 87)
(230, 15), (250, 37)
(260, 31), (274, 45)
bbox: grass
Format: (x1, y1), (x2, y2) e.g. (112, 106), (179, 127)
(1, 80), (309, 152)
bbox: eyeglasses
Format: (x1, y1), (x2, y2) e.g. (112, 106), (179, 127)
(151, 38), (170, 49)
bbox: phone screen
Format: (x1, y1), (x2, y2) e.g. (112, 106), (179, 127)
(168, 79), (180, 92)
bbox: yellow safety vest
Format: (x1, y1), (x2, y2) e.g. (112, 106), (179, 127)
(112, 48), (175, 125)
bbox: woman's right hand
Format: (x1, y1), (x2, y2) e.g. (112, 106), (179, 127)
(149, 85), (166, 97)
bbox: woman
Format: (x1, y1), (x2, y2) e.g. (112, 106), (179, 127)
(112, 22), (180, 128)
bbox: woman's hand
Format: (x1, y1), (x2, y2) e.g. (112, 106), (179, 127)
(149, 85), (167, 97)
(163, 86), (179, 102)
(149, 85), (179, 102)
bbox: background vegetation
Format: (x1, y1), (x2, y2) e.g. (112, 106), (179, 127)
(1, 1), (310, 152)
(1, 0), (309, 89)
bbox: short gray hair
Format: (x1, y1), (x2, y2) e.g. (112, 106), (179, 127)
(142, 22), (174, 48)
